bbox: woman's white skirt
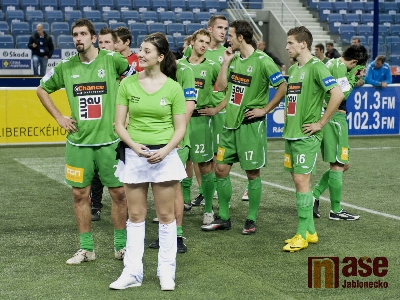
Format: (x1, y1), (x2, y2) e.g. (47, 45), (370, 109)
(115, 148), (187, 184)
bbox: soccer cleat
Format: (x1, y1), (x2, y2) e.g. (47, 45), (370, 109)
(241, 219), (256, 235)
(283, 234), (308, 252)
(242, 189), (249, 201)
(284, 231), (318, 244)
(313, 197), (320, 218)
(159, 276), (175, 291)
(329, 209), (360, 221)
(91, 208), (101, 221)
(66, 249), (95, 265)
(213, 191), (218, 199)
(152, 217), (159, 223)
(201, 217), (231, 231)
(184, 203), (192, 212)
(177, 236), (187, 253)
(149, 238), (159, 249)
(114, 247), (126, 260)
(191, 194), (205, 206)
(202, 211), (214, 225)
(109, 271), (142, 290)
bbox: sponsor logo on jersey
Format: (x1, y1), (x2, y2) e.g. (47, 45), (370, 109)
(229, 84), (245, 106)
(79, 96), (102, 120)
(287, 82), (302, 94)
(337, 77), (351, 92)
(270, 71), (284, 84)
(71, 75), (80, 78)
(287, 83), (302, 116)
(73, 82), (107, 96)
(98, 69), (105, 79)
(160, 98), (166, 106)
(247, 66), (253, 73)
(218, 56), (223, 63)
(323, 76), (336, 87)
(341, 147), (349, 161)
(228, 72), (252, 87)
(195, 78), (205, 89)
(200, 70), (207, 77)
(300, 72), (305, 80)
(65, 164), (84, 183)
(130, 95), (140, 103)
(184, 88), (196, 99)
(284, 153), (292, 169)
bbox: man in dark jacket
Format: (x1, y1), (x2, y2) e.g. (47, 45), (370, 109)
(28, 23), (54, 76)
(325, 42), (340, 59)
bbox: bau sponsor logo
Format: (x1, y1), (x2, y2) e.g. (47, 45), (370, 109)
(308, 256), (388, 289)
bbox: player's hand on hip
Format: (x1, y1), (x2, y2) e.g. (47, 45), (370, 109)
(57, 116), (78, 133)
(198, 107), (216, 116)
(245, 108), (266, 119)
(302, 122), (323, 136)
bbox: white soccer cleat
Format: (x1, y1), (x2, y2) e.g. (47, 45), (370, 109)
(203, 211), (214, 225)
(109, 271), (142, 290)
(159, 276), (175, 291)
(66, 249), (95, 265)
(114, 247), (126, 260)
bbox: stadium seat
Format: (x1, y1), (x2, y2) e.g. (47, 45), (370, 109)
(339, 25), (356, 45)
(134, 0), (151, 12)
(32, 21), (49, 32)
(1, 0), (20, 13)
(357, 25), (373, 37)
(93, 21), (107, 33)
(102, 10), (121, 25)
(367, 35), (383, 46)
(390, 24), (400, 35)
(79, 0), (96, 12)
(364, 2), (374, 14)
(333, 2), (349, 14)
(60, 0), (78, 12)
(317, 2), (333, 22)
(360, 14), (373, 25)
(40, 0), (58, 13)
(167, 23), (185, 36)
(379, 14), (395, 25)
(65, 10), (83, 27)
(0, 35), (15, 48)
(6, 10), (25, 27)
(187, 1), (204, 14)
(152, 0), (168, 13)
(348, 2), (365, 14)
(0, 11), (4, 21)
(383, 3), (398, 15)
(57, 34), (73, 43)
(159, 11), (176, 25)
(141, 11), (159, 24)
(115, 0), (132, 12)
(377, 44), (387, 56)
(83, 10), (102, 22)
(129, 22), (148, 36)
(344, 14), (360, 25)
(0, 21), (9, 34)
(148, 22), (165, 34)
(185, 23), (202, 35)
(122, 10), (140, 25)
(109, 21), (127, 29)
(21, 0), (39, 12)
(165, 34), (175, 47)
(328, 14), (344, 34)
(136, 34), (146, 45)
(396, 14), (400, 24)
(204, 1), (220, 13)
(389, 55), (400, 66)
(16, 34), (31, 48)
(386, 36), (400, 45)
(195, 12), (211, 25)
(169, 0), (186, 13)
(177, 11), (194, 25)
(307, 0), (318, 10)
(388, 42), (400, 56)
(248, 0), (262, 10)
(45, 10), (64, 24)
(11, 22), (30, 40)
(26, 10), (44, 28)
(51, 22), (70, 42)
(377, 25), (390, 39)
(97, 0), (115, 12)
(174, 34), (185, 47)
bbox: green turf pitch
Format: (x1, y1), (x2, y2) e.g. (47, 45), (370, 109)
(0, 137), (399, 299)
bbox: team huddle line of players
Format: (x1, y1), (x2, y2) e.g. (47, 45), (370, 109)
(36, 16), (368, 291)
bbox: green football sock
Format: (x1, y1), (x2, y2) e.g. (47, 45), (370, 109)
(114, 229), (127, 251)
(296, 192), (313, 239)
(79, 232), (94, 252)
(329, 170), (343, 213)
(247, 177), (261, 222)
(198, 185), (203, 195)
(181, 177), (192, 204)
(216, 176), (231, 220)
(201, 172), (216, 213)
(313, 169), (330, 199)
(177, 225), (183, 237)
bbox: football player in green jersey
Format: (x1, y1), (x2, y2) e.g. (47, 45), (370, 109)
(37, 19), (135, 264)
(312, 45), (368, 221)
(282, 26), (344, 252)
(200, 20), (287, 235)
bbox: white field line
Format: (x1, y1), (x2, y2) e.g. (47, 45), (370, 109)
(230, 171), (400, 221)
(268, 146), (400, 153)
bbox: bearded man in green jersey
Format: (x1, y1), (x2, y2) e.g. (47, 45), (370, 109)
(282, 26), (344, 252)
(312, 45), (368, 221)
(200, 20), (287, 234)
(37, 19), (135, 264)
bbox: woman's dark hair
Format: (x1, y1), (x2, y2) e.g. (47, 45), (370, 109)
(143, 32), (177, 80)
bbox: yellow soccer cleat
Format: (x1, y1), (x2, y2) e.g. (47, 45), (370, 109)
(283, 234), (308, 252)
(284, 231), (318, 244)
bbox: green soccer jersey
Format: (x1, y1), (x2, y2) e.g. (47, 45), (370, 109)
(40, 49), (132, 146)
(178, 57), (220, 109)
(176, 61), (196, 148)
(325, 58), (352, 101)
(224, 49), (286, 129)
(117, 74), (186, 145)
(283, 56), (338, 140)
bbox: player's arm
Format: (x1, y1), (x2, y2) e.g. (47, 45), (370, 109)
(215, 47), (235, 91)
(198, 95), (227, 116)
(385, 67), (393, 85)
(185, 101), (195, 124)
(302, 86), (344, 135)
(36, 86), (77, 133)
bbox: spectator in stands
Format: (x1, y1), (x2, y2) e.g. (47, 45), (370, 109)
(365, 55), (392, 88)
(257, 40), (287, 74)
(351, 37), (361, 46)
(28, 23), (54, 77)
(325, 42), (340, 59)
(314, 43), (329, 63)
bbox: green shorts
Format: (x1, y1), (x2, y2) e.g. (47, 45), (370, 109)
(178, 146), (190, 165)
(321, 112), (349, 164)
(216, 119), (267, 170)
(212, 112), (225, 154)
(284, 136), (321, 174)
(189, 115), (214, 163)
(65, 141), (122, 188)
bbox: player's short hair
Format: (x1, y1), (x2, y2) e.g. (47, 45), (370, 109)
(326, 42), (334, 47)
(98, 27), (117, 43)
(375, 55), (386, 64)
(114, 26), (132, 47)
(183, 35), (192, 44)
(191, 28), (211, 42)
(230, 20), (253, 45)
(72, 18), (96, 37)
(342, 45), (368, 66)
(287, 26), (313, 50)
(208, 15), (228, 28)
(315, 43), (324, 52)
